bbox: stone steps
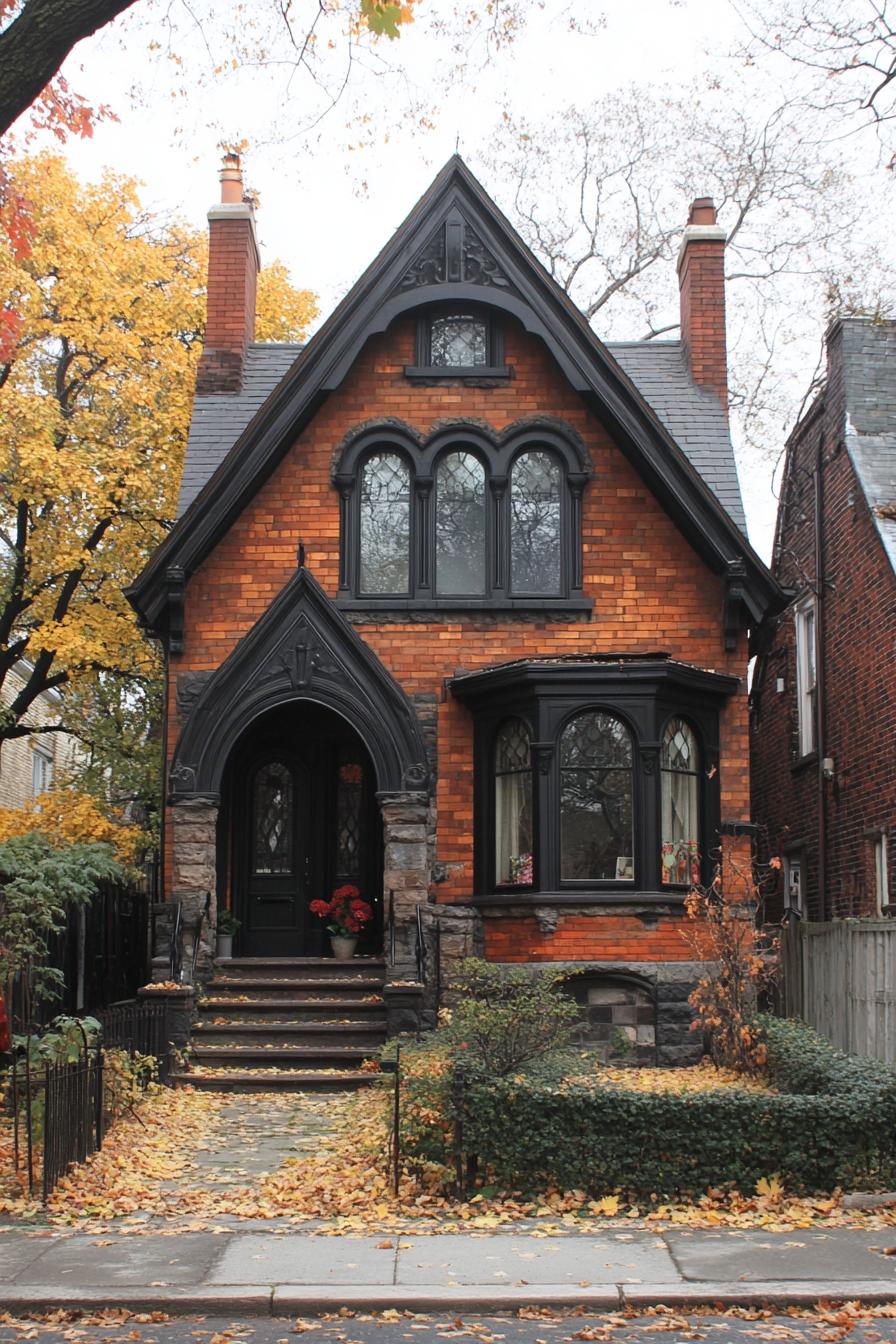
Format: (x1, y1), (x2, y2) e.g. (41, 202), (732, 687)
(178, 955), (388, 1093)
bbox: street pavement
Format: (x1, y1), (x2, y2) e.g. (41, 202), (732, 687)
(0, 1225), (894, 1315)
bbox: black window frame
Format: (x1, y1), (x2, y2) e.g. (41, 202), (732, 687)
(450, 659), (737, 905)
(405, 304), (509, 380)
(334, 422), (591, 611)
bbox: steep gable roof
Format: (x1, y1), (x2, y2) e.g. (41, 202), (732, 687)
(129, 156), (777, 632)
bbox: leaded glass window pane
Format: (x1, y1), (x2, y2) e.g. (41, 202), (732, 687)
(336, 759), (364, 880)
(436, 451), (486, 595)
(430, 314), (487, 367)
(510, 450), (562, 594)
(494, 719), (533, 887)
(360, 453), (410, 594)
(661, 718), (700, 885)
(560, 712), (633, 881)
(252, 761), (294, 875)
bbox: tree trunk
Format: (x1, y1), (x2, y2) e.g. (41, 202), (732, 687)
(0, 0), (139, 137)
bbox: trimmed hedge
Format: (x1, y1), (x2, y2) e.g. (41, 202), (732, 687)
(401, 1018), (896, 1199)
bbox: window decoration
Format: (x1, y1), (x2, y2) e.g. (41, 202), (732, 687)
(494, 719), (533, 887)
(31, 747), (54, 797)
(560, 711), (633, 881)
(252, 761), (294, 875)
(660, 718), (700, 885)
(430, 313), (488, 367)
(338, 424), (587, 607)
(359, 453), (410, 594)
(510, 450), (562, 595)
(436, 451), (487, 595)
(336, 759), (364, 881)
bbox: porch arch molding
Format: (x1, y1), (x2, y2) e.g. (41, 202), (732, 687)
(168, 568), (430, 801)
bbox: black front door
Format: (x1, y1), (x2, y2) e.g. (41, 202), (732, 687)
(228, 705), (383, 958)
(244, 754), (309, 956)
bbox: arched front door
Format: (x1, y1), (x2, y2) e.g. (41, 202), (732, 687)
(243, 755), (310, 956)
(229, 704), (382, 957)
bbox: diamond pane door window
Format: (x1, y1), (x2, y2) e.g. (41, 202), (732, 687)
(494, 718), (533, 886)
(360, 452), (410, 593)
(252, 761), (294, 875)
(660, 718), (700, 885)
(336, 760), (364, 882)
(436, 451), (486, 594)
(510, 450), (562, 594)
(430, 314), (487, 367)
(560, 712), (633, 881)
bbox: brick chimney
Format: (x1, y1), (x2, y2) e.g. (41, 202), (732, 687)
(677, 197), (728, 414)
(196, 151), (260, 395)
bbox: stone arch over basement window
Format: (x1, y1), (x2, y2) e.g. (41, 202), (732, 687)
(333, 417), (591, 610)
(563, 971), (658, 1065)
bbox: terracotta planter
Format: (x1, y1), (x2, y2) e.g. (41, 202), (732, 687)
(330, 934), (358, 961)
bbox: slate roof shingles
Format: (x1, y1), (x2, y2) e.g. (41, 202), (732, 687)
(839, 319), (896, 574)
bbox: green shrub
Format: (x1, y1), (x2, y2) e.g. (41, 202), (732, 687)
(445, 958), (580, 1076)
(438, 1017), (896, 1199)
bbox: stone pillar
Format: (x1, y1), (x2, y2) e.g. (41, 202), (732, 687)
(378, 790), (431, 979)
(170, 796), (219, 981)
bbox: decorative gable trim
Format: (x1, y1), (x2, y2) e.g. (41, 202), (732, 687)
(128, 156), (781, 639)
(168, 567), (430, 801)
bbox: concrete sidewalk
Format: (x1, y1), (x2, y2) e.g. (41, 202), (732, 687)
(0, 1225), (895, 1314)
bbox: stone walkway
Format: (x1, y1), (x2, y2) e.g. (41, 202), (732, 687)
(163, 1099), (338, 1192)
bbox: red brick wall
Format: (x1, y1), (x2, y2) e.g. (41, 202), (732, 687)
(679, 237), (728, 411)
(751, 324), (896, 919)
(168, 314), (752, 954)
(197, 212), (258, 395)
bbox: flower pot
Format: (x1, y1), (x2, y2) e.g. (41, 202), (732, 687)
(330, 934), (358, 961)
(216, 934), (233, 960)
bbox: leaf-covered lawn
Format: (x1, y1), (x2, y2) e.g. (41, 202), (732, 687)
(2, 1079), (896, 1236)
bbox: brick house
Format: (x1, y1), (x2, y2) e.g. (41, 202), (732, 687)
(751, 318), (896, 922)
(127, 154), (780, 1076)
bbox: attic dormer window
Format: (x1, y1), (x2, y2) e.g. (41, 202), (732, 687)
(430, 313), (487, 367)
(406, 307), (509, 379)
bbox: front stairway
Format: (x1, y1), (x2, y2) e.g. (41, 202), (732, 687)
(171, 957), (388, 1092)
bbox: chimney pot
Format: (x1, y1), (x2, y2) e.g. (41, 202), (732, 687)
(688, 196), (717, 226)
(220, 151), (243, 204)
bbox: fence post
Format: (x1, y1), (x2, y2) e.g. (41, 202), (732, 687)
(452, 1065), (466, 1199)
(392, 1040), (401, 1197)
(95, 1043), (104, 1150)
(42, 1062), (51, 1205)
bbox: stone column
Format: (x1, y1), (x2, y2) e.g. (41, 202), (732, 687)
(378, 790), (431, 979)
(170, 796), (219, 981)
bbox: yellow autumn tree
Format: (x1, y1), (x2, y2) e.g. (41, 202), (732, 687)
(0, 790), (145, 866)
(0, 152), (317, 773)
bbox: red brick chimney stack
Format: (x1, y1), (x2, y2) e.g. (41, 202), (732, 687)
(677, 196), (728, 415)
(196, 151), (260, 395)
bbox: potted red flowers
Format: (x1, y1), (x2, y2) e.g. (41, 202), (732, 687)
(310, 884), (373, 960)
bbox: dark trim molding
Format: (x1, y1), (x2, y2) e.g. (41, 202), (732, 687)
(168, 568), (430, 801)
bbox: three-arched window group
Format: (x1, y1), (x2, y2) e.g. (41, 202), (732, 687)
(336, 426), (588, 606)
(493, 713), (703, 893)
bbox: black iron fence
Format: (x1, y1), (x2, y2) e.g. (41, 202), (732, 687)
(6, 880), (151, 1033)
(4, 998), (171, 1201)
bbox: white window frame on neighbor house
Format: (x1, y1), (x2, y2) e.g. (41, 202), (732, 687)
(794, 597), (818, 758)
(31, 744), (54, 796)
(875, 832), (890, 915)
(784, 853), (804, 916)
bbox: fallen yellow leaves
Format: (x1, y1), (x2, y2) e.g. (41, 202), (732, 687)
(564, 1059), (774, 1095)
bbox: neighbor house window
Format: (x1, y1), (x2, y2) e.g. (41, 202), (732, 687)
(875, 833), (889, 915)
(560, 711), (634, 882)
(660, 718), (700, 886)
(359, 452), (411, 595)
(494, 719), (533, 887)
(795, 598), (817, 757)
(31, 746), (53, 796)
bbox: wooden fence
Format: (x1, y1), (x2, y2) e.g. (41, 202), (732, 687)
(780, 919), (896, 1065)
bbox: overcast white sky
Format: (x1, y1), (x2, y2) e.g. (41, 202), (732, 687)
(41, 0), (888, 561)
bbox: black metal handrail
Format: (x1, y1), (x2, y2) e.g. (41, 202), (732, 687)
(415, 904), (428, 984)
(190, 893), (211, 981)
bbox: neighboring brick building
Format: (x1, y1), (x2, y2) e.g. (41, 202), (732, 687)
(751, 318), (896, 922)
(128, 154), (780, 1065)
